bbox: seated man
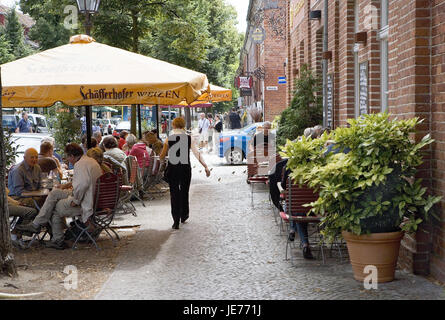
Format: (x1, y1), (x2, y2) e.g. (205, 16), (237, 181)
(7, 187), (38, 249)
(41, 137), (63, 163)
(268, 158), (288, 212)
(143, 131), (163, 156)
(8, 148), (42, 207)
(279, 167), (314, 260)
(38, 142), (63, 179)
(17, 143), (103, 250)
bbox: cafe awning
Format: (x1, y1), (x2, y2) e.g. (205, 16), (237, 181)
(1, 34), (210, 108)
(178, 84), (232, 106)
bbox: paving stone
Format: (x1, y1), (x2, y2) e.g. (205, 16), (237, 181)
(96, 154), (445, 300)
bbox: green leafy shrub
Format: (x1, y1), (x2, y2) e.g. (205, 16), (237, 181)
(281, 113), (442, 243)
(2, 130), (19, 170)
(276, 64), (322, 147)
(48, 103), (81, 154)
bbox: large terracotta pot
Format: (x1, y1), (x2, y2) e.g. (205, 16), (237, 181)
(342, 231), (404, 283)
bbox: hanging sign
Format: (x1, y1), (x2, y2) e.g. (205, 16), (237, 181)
(326, 74), (334, 129)
(251, 26), (266, 44)
(359, 62), (368, 115)
(235, 76), (253, 89)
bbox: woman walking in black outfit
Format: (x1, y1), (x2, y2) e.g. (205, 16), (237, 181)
(160, 117), (211, 229)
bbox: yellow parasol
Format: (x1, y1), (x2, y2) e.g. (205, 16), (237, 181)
(177, 84), (232, 106)
(1, 35), (210, 108)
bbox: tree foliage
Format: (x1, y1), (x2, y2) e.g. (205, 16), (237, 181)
(0, 34), (15, 64)
(47, 103), (82, 152)
(20, 0), (73, 50)
(277, 65), (323, 146)
(1, 7), (35, 59)
(19, 0), (243, 105)
(281, 113), (442, 243)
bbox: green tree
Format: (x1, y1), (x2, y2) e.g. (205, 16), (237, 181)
(48, 103), (82, 151)
(0, 34), (15, 64)
(277, 65), (323, 146)
(20, 0), (73, 50)
(3, 7), (34, 59)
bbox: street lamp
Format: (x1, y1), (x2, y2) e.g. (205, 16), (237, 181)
(76, 0), (101, 148)
(76, 0), (101, 36)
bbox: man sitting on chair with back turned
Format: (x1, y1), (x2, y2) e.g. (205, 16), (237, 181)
(17, 143), (103, 250)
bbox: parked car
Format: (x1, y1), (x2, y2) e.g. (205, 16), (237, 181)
(218, 122), (265, 165)
(98, 118), (118, 135)
(2, 114), (20, 133)
(161, 110), (178, 120)
(27, 113), (49, 133)
(10, 133), (51, 165)
(113, 121), (131, 135)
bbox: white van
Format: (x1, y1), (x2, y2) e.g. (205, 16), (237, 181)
(27, 114), (49, 133)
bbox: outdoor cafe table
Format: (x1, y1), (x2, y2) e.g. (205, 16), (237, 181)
(20, 189), (50, 210)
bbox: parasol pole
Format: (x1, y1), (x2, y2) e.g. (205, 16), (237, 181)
(137, 104), (142, 139)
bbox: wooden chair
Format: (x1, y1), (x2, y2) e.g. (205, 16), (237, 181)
(71, 173), (121, 250)
(278, 178), (325, 264)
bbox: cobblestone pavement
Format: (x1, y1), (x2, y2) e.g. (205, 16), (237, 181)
(96, 153), (445, 300)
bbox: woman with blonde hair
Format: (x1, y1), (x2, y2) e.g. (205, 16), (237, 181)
(87, 147), (112, 174)
(160, 117), (211, 229)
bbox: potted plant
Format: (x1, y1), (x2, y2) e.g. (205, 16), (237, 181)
(281, 113), (441, 283)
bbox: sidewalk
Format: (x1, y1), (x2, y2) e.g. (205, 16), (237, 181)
(96, 154), (445, 300)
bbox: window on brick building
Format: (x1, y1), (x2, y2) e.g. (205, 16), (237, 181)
(379, 0), (389, 112)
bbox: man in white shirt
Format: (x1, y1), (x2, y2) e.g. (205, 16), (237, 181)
(198, 113), (210, 150)
(17, 143), (103, 249)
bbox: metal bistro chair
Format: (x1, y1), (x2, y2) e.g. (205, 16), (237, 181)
(247, 144), (275, 206)
(71, 172), (121, 250)
(120, 156), (146, 216)
(279, 178), (325, 265)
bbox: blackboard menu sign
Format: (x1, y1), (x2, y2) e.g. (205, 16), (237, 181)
(240, 88), (252, 97)
(326, 74), (333, 129)
(359, 61), (368, 115)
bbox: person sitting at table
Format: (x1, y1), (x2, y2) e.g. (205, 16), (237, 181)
(93, 131), (104, 150)
(38, 142), (63, 180)
(41, 137), (63, 163)
(129, 136), (150, 169)
(123, 133), (137, 154)
(7, 187), (38, 249)
(17, 143), (103, 250)
(81, 135), (98, 154)
(87, 147), (112, 174)
(103, 136), (127, 164)
(118, 131), (129, 150)
(143, 131), (163, 156)
(8, 148), (42, 205)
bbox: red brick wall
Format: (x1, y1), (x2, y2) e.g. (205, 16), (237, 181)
(239, 0), (288, 122)
(430, 0), (445, 282)
(263, 0), (288, 122)
(283, 0), (445, 283)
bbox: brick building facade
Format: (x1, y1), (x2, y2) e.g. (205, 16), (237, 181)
(240, 0), (445, 283)
(238, 0), (289, 122)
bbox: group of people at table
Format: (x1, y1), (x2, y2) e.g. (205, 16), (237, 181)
(7, 129), (164, 250)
